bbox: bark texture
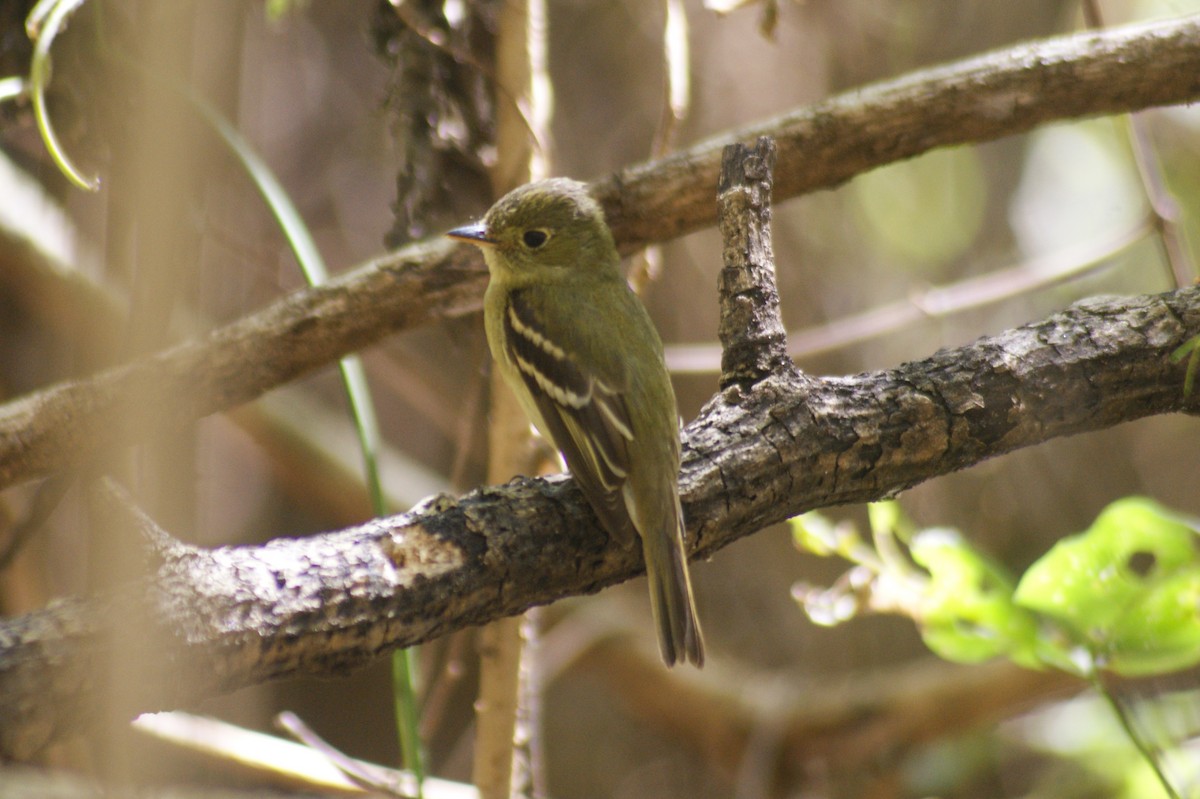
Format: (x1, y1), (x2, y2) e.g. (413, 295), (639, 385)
(1, 286), (1197, 758)
(716, 137), (798, 389)
(2, 16), (1200, 489)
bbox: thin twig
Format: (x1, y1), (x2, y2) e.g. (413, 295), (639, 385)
(472, 1), (554, 795)
(276, 711), (410, 797)
(1082, 0), (1196, 288)
(629, 0), (690, 294)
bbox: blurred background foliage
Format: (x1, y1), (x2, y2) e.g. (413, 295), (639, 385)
(1, 0), (1199, 797)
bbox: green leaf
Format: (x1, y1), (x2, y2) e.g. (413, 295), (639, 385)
(911, 528), (1040, 665)
(790, 512), (861, 559)
(1105, 570), (1200, 676)
(790, 512), (836, 556)
(867, 501), (904, 538)
(1014, 497), (1200, 676)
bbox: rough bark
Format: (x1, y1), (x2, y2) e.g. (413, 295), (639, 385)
(1, 286), (1197, 758)
(715, 137), (798, 389)
(598, 14), (1200, 247)
(3, 15), (1200, 489)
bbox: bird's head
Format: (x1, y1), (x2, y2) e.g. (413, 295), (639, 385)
(447, 178), (619, 281)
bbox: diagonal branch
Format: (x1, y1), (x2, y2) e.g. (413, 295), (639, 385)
(3, 15), (1200, 489)
(598, 13), (1200, 246)
(1, 285), (1197, 758)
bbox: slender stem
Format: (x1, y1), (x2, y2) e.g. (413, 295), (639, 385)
(192, 62), (427, 796)
(1089, 671), (1181, 799)
(392, 648), (425, 793)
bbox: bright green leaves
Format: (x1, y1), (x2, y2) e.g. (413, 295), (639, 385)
(791, 497), (1200, 678)
(1014, 497), (1200, 676)
(910, 528), (1042, 668)
(790, 509), (861, 559)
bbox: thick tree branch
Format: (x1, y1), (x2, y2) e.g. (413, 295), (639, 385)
(598, 14), (1200, 247)
(1, 287), (1197, 758)
(3, 15), (1200, 489)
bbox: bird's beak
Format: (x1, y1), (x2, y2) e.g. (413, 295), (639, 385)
(447, 222), (496, 246)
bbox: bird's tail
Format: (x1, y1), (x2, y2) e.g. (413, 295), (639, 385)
(643, 495), (705, 667)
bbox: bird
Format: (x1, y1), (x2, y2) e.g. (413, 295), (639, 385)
(447, 178), (704, 667)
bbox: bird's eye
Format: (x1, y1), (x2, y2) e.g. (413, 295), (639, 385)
(522, 229), (550, 248)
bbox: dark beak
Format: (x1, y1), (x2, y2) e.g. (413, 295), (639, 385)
(447, 222), (496, 245)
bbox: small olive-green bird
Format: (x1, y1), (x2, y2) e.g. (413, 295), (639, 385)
(448, 178), (704, 667)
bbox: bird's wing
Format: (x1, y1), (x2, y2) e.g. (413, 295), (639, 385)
(503, 290), (638, 548)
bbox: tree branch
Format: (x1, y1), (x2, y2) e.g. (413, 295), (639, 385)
(1, 286), (1197, 758)
(598, 15), (1200, 247)
(3, 15), (1200, 489)
(584, 644), (1081, 789)
(715, 137), (798, 388)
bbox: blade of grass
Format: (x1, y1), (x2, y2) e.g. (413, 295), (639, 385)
(190, 94), (425, 794)
(1170, 336), (1199, 397)
(26, 0), (100, 191)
